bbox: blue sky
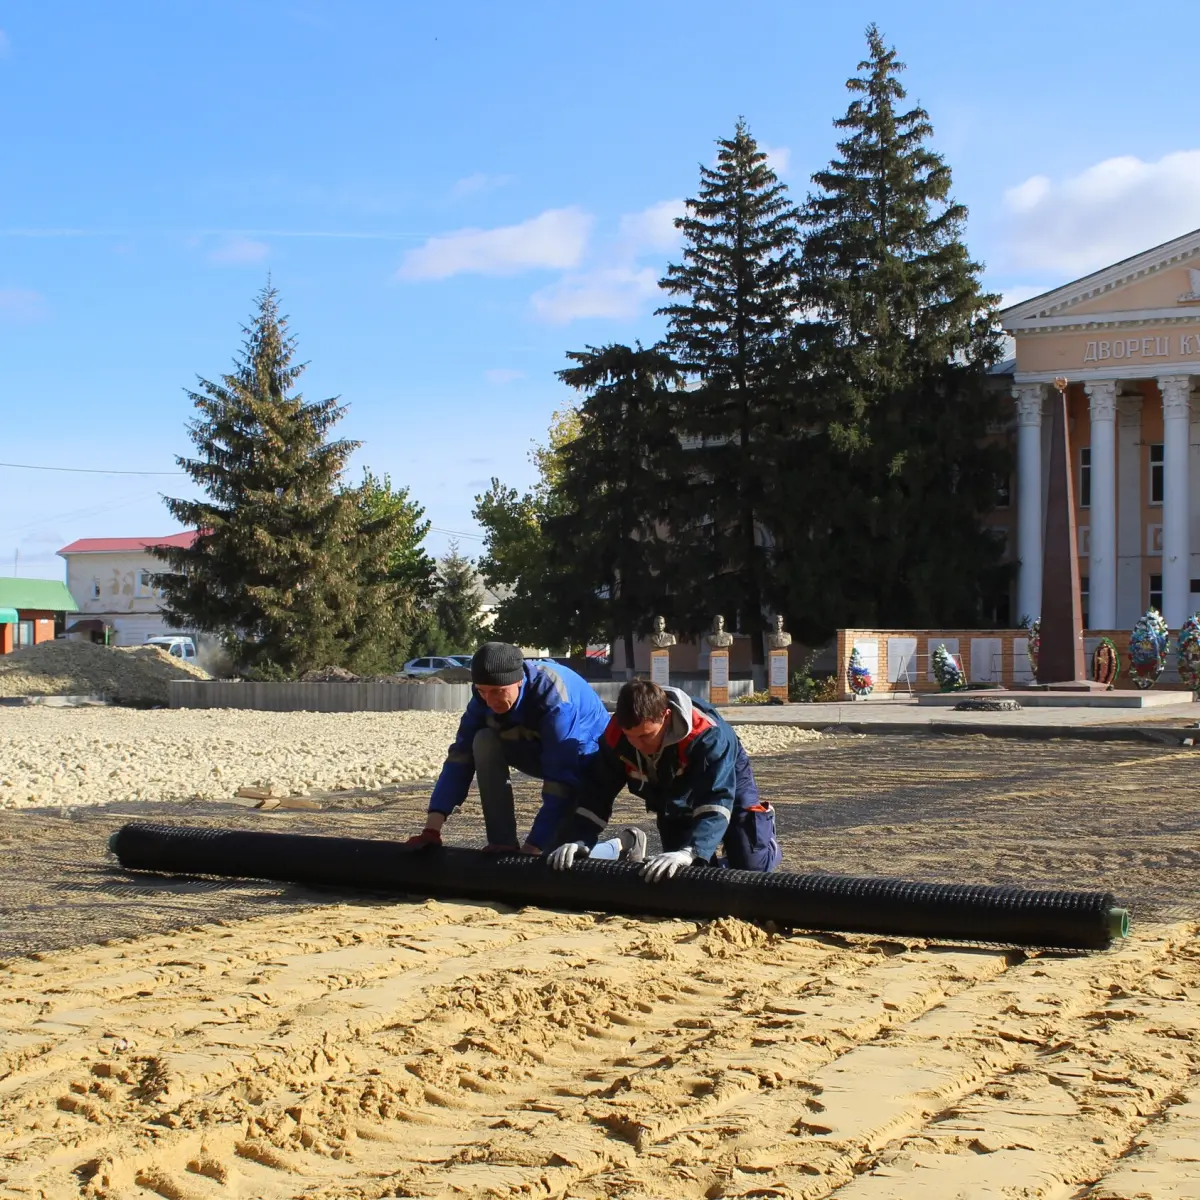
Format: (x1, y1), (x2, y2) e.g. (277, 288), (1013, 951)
(4, 0), (1200, 578)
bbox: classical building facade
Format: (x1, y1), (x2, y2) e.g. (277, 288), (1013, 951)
(999, 228), (1200, 630)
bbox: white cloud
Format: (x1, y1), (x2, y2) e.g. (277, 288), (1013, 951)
(450, 172), (513, 200)
(617, 199), (684, 253)
(530, 267), (659, 324)
(762, 144), (791, 176)
(208, 236), (269, 265)
(1002, 150), (1200, 274)
(397, 207), (593, 280)
(0, 288), (46, 322)
(484, 368), (524, 385)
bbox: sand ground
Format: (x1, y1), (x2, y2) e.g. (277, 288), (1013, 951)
(1, 734), (1199, 1198)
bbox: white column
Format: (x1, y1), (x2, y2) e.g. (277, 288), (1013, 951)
(1157, 374), (1192, 628)
(1013, 382), (1046, 623)
(1116, 393), (1143, 628)
(1084, 380), (1117, 629)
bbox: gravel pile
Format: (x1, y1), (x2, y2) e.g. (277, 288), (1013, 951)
(0, 709), (821, 811)
(0, 640), (210, 707)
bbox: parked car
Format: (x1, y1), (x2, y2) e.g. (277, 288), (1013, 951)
(448, 654), (474, 668)
(403, 655), (464, 676)
(144, 635), (197, 661)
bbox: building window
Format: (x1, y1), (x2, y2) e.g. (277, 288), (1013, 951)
(1149, 443), (1164, 505)
(135, 571), (163, 599)
(994, 473), (1011, 508)
(14, 621), (34, 649)
(1080, 575), (1089, 629)
(1079, 447), (1091, 507)
(1150, 574), (1163, 612)
(90, 578), (101, 599)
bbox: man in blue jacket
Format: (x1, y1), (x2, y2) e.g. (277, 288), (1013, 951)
(548, 679), (782, 880)
(406, 642), (611, 854)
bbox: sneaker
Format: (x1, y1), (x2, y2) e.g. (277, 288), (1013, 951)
(617, 827), (648, 864)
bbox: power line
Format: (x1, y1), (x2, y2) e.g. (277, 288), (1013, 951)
(430, 526), (483, 541)
(0, 461), (184, 476)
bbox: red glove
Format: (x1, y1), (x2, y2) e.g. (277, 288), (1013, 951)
(404, 828), (442, 849)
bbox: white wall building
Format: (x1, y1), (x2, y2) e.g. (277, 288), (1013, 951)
(57, 533), (196, 645)
(999, 228), (1200, 630)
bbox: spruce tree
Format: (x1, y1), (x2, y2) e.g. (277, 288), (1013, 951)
(786, 26), (1012, 635)
(154, 286), (409, 676)
(657, 120), (801, 661)
(555, 342), (682, 669)
(434, 541), (484, 652)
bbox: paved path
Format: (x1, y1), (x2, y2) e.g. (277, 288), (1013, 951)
(721, 695), (1200, 740)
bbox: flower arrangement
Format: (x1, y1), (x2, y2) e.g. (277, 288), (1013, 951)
(1091, 636), (1119, 688)
(1129, 608), (1169, 689)
(1176, 614), (1200, 697)
(932, 643), (966, 691)
(1027, 617), (1041, 678)
(847, 646), (873, 698)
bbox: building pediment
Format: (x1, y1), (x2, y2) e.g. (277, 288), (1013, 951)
(1001, 227), (1200, 333)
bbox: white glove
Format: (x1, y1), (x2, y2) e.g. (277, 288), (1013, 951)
(547, 841), (590, 871)
(642, 847), (695, 883)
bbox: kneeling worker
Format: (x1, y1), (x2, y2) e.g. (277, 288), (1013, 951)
(549, 679), (782, 879)
(407, 642), (611, 854)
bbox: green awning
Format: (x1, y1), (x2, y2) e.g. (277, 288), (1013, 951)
(0, 608), (16, 624)
(0, 578), (79, 613)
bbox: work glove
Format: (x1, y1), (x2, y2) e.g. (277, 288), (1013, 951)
(547, 841), (590, 871)
(404, 828), (442, 849)
(642, 847), (695, 883)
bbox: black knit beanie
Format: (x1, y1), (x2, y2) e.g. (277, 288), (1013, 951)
(471, 642), (524, 687)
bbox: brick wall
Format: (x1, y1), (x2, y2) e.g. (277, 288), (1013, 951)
(835, 627), (1181, 699)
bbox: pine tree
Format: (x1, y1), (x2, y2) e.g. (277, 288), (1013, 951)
(435, 541), (484, 652)
(555, 342), (682, 669)
(153, 286), (412, 676)
(657, 120), (801, 661)
(785, 26), (1012, 635)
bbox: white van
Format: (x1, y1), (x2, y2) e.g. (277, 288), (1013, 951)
(144, 635), (197, 661)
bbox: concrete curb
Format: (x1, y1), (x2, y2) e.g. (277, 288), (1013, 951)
(721, 717), (1199, 746)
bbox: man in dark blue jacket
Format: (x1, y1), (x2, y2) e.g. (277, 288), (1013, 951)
(548, 679), (782, 880)
(406, 642), (611, 854)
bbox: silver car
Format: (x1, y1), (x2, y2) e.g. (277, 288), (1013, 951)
(403, 656), (463, 675)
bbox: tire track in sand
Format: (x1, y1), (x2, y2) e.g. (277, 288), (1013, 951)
(0, 905), (1196, 1199)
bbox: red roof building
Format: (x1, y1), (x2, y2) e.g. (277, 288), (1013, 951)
(56, 532), (198, 556)
(56, 532), (199, 645)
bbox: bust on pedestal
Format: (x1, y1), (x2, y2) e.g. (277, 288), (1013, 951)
(766, 615), (791, 699)
(648, 615), (674, 685)
(706, 615), (733, 703)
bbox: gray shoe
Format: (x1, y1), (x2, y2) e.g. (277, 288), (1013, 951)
(618, 827), (648, 864)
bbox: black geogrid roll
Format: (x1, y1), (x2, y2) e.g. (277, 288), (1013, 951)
(109, 823), (1122, 950)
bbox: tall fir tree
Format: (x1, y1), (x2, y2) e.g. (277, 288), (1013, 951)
(153, 286), (417, 676)
(555, 342), (682, 669)
(657, 120), (801, 662)
(434, 541), (484, 651)
(784, 26), (1012, 636)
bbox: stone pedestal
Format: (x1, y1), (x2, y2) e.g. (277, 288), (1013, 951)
(768, 649), (789, 702)
(708, 650), (730, 706)
(649, 649), (670, 687)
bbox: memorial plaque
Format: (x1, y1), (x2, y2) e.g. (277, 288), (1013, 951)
(709, 650), (730, 705)
(768, 649), (789, 700)
(650, 649), (670, 686)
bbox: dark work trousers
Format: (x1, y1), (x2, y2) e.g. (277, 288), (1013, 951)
(655, 745), (782, 872)
(472, 726), (545, 847)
